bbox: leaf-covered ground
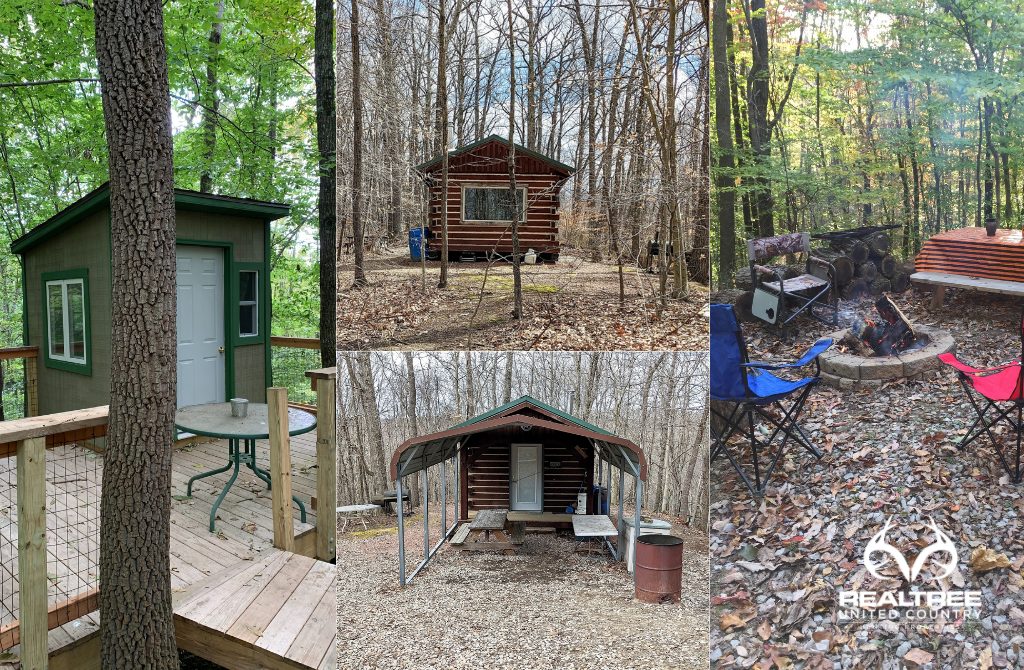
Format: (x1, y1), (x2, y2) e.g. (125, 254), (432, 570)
(336, 250), (709, 351)
(709, 287), (1024, 669)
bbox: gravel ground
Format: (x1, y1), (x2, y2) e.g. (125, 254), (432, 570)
(336, 507), (709, 669)
(709, 287), (1024, 669)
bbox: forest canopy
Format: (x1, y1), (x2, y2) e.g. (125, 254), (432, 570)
(0, 0), (322, 350)
(711, 0), (1024, 285)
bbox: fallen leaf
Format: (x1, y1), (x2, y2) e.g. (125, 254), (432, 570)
(970, 547), (1011, 573)
(904, 648), (934, 666)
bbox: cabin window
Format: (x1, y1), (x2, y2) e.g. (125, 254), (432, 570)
(43, 270), (90, 374)
(238, 270), (259, 338)
(462, 186), (527, 223)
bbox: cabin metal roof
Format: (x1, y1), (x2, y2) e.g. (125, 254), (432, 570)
(413, 134), (575, 177)
(389, 396), (646, 481)
(10, 182), (291, 255)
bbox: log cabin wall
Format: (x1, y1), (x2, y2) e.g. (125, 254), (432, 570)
(458, 425), (595, 519)
(421, 137), (570, 261)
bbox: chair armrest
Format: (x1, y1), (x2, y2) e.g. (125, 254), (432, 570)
(743, 338), (834, 371)
(751, 264), (785, 291)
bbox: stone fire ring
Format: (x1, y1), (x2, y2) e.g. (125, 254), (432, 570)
(817, 325), (956, 389)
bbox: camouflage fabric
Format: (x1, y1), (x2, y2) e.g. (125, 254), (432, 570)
(748, 232), (808, 262)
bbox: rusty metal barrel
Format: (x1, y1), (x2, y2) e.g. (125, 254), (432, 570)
(634, 534), (684, 604)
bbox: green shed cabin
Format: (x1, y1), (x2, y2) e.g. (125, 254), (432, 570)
(11, 183), (288, 416)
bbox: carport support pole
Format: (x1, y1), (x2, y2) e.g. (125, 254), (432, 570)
(423, 463), (430, 561)
(397, 476), (406, 586)
(617, 467), (625, 560)
(453, 451), (460, 525)
(441, 458), (447, 537)
(632, 476), (643, 589)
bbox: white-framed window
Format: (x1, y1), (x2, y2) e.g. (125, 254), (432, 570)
(45, 277), (87, 364)
(462, 186), (527, 223)
(239, 269), (259, 338)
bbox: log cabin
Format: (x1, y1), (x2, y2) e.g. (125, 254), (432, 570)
(414, 135), (575, 263)
(389, 395), (647, 523)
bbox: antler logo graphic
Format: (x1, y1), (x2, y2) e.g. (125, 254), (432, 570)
(863, 516), (958, 583)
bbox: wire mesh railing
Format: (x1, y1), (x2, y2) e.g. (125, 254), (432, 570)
(0, 409), (106, 663)
(0, 347), (38, 421)
(271, 337), (323, 407)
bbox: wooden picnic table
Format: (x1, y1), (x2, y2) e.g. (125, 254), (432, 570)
(336, 503), (381, 533)
(454, 508), (522, 553)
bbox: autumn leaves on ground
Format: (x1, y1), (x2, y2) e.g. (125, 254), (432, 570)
(709, 290), (1024, 669)
(336, 250), (710, 351)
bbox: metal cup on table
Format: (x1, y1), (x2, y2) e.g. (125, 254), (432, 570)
(230, 398), (249, 418)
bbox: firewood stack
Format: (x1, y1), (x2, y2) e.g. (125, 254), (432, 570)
(813, 226), (912, 300)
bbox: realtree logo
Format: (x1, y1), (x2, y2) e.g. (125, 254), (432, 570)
(837, 515), (983, 622)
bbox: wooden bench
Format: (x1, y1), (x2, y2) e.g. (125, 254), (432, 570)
(911, 271), (1024, 308)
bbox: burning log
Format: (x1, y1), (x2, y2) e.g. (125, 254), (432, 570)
(851, 295), (916, 356)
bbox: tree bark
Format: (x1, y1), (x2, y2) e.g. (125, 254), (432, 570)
(316, 0), (338, 362)
(199, 0), (224, 193)
(93, 0), (179, 665)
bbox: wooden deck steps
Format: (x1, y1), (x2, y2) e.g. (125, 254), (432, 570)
(450, 523), (472, 546)
(173, 549), (337, 670)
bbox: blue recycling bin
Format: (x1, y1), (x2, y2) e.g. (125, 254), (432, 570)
(409, 227), (427, 261)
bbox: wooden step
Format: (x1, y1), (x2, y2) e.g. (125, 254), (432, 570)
(450, 523), (472, 546)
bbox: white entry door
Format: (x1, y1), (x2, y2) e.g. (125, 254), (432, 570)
(510, 444), (543, 512)
(176, 245), (226, 408)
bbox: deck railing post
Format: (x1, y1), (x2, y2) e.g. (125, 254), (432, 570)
(617, 467), (626, 560)
(313, 373), (337, 561)
(25, 354), (38, 418)
(17, 436), (47, 669)
(267, 387), (295, 552)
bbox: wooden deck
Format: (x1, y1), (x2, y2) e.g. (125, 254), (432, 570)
(2, 432), (335, 669)
(174, 549), (336, 670)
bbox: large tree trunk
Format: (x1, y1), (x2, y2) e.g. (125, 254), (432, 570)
(351, 0), (367, 286)
(506, 0), (523, 319)
(315, 0), (337, 363)
(437, 0), (450, 288)
(746, 0), (773, 237)
(712, 0), (735, 288)
(94, 0), (179, 666)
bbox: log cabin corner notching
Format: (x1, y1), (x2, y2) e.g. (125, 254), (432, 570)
(414, 135), (575, 262)
(388, 395), (648, 586)
(10, 182), (289, 416)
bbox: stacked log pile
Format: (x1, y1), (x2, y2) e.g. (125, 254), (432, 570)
(814, 227), (912, 299)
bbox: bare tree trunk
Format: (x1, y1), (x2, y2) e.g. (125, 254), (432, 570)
(351, 0), (367, 286)
(315, 0), (337, 363)
(503, 351), (514, 404)
(94, 0), (179, 664)
(199, 0), (224, 193)
(506, 0), (523, 319)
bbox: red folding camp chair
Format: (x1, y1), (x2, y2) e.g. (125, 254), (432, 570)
(938, 308), (1024, 483)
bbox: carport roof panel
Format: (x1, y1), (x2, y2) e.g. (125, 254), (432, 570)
(390, 408), (647, 482)
(454, 395), (615, 436)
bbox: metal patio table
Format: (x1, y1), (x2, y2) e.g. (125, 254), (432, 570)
(175, 402), (317, 532)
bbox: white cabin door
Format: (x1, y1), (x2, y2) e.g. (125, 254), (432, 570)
(176, 245), (226, 408)
(510, 444), (543, 512)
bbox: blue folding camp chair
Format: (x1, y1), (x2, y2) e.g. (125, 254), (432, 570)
(711, 303), (833, 496)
